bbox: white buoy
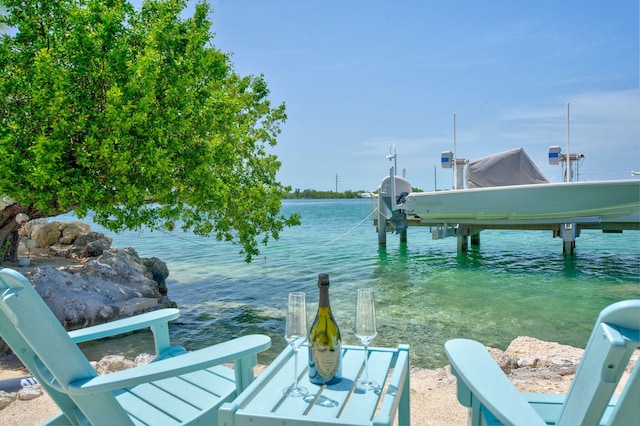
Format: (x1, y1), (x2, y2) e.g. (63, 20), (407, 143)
(18, 257), (31, 267)
(15, 213), (29, 225)
(24, 238), (36, 250)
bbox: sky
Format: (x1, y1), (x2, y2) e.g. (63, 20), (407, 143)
(6, 1), (637, 191)
(202, 0), (639, 191)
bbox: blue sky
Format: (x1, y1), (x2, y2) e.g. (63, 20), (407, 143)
(205, 0), (639, 191)
(7, 1), (636, 191)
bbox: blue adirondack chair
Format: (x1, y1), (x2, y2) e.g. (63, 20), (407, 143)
(445, 299), (640, 426)
(0, 267), (271, 425)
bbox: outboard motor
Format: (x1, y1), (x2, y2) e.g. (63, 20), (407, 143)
(378, 175), (412, 233)
(378, 175), (412, 211)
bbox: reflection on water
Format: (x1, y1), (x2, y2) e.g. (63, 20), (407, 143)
(59, 200), (640, 368)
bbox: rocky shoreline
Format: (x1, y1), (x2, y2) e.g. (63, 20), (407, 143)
(3, 221), (175, 335)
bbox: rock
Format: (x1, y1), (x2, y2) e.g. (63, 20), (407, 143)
(143, 257), (170, 295)
(84, 238), (111, 257)
(93, 355), (136, 375)
(505, 336), (584, 367)
(486, 347), (519, 374)
(500, 336), (588, 393)
(518, 357), (540, 368)
(0, 391), (18, 410)
(59, 222), (91, 244)
(30, 222), (62, 248)
(0, 391), (16, 409)
(29, 256), (167, 330)
(12, 220), (175, 330)
(134, 353), (155, 366)
(18, 218), (47, 238)
(71, 231), (113, 257)
(91, 353), (154, 375)
(17, 386), (42, 401)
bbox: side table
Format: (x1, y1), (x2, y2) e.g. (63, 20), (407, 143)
(219, 343), (410, 426)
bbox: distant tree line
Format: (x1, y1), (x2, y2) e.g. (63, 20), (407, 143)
(284, 187), (424, 199)
(284, 189), (369, 199)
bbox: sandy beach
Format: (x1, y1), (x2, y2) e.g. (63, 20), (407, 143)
(1, 335), (617, 426)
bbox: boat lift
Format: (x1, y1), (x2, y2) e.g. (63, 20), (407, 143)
(375, 146), (639, 255)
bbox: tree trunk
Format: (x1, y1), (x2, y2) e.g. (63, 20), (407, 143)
(0, 204), (46, 263)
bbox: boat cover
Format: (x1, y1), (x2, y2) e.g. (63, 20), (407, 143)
(466, 148), (549, 188)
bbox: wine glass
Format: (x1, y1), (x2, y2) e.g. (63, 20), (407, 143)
(282, 292), (309, 397)
(355, 288), (380, 391)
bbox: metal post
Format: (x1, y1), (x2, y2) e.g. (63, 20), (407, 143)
(562, 223), (576, 255)
(377, 191), (387, 246)
(471, 232), (480, 248)
(456, 224), (468, 252)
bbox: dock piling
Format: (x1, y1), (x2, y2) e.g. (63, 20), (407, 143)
(377, 193), (387, 246)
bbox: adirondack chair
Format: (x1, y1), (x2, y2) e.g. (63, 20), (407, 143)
(0, 267), (271, 425)
(445, 299), (640, 426)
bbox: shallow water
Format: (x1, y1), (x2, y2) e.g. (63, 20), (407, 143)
(61, 199), (639, 368)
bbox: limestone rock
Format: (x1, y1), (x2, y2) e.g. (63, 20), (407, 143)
(89, 353), (155, 376)
(12, 220), (175, 331)
(92, 355), (136, 375)
(30, 222), (62, 248)
(59, 222), (91, 244)
(29, 251), (170, 330)
(17, 386), (42, 401)
(501, 336), (585, 393)
(0, 391), (17, 409)
(134, 353), (155, 366)
(486, 347), (519, 374)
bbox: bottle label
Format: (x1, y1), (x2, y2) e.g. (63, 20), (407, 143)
(311, 343), (340, 381)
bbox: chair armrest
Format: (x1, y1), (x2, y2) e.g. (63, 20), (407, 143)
(445, 339), (546, 426)
(67, 334), (271, 395)
(219, 342), (293, 424)
(68, 308), (180, 355)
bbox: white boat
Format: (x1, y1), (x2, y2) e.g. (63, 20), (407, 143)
(404, 180), (640, 225)
(381, 148), (640, 226)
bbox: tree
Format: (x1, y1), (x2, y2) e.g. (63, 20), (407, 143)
(0, 0), (299, 262)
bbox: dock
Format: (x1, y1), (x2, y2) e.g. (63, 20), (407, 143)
(374, 196), (640, 254)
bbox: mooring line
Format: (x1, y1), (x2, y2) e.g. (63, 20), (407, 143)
(317, 208), (378, 248)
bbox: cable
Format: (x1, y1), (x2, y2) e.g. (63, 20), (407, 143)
(317, 208), (378, 248)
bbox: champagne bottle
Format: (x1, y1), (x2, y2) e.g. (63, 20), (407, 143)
(308, 273), (342, 385)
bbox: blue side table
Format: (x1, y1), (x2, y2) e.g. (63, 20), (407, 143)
(220, 344), (411, 425)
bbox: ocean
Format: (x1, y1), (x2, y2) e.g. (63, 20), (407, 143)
(60, 198), (640, 369)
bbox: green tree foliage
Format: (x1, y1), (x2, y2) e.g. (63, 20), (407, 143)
(0, 0), (299, 262)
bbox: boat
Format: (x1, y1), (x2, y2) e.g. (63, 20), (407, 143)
(379, 147), (640, 227)
(403, 180), (640, 224)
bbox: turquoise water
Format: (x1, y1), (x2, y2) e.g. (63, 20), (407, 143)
(62, 199), (639, 368)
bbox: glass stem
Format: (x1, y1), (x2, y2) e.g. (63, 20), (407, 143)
(293, 347), (298, 387)
(363, 344), (370, 381)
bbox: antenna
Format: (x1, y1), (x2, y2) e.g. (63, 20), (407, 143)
(434, 165), (437, 191)
(453, 112), (457, 189)
(566, 103), (571, 183)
